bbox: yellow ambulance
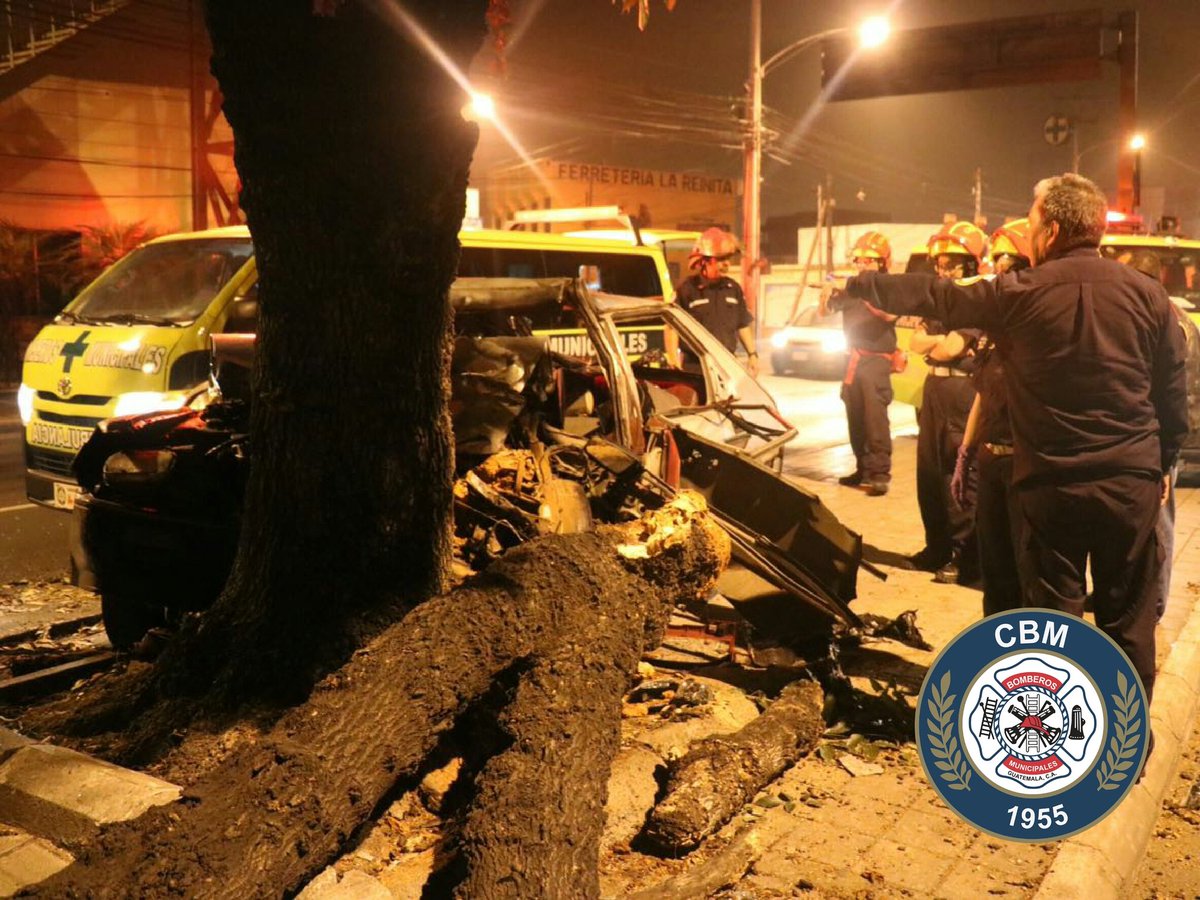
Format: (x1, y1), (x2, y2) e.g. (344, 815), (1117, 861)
(19, 225), (673, 510)
(1099, 232), (1200, 329)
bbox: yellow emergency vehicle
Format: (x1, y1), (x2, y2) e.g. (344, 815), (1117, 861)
(1099, 232), (1200, 329)
(19, 225), (673, 510)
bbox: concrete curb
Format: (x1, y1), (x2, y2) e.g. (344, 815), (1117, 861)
(1033, 598), (1200, 900)
(0, 741), (182, 845)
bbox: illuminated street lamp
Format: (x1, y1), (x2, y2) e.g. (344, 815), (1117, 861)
(742, 7), (889, 324)
(462, 90), (496, 123)
(858, 15), (891, 49)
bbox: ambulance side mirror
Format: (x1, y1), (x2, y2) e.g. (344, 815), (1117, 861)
(224, 282), (259, 333)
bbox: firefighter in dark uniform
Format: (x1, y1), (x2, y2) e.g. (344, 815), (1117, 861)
(836, 231), (898, 496)
(671, 227), (758, 376)
(951, 218), (1033, 615)
(909, 221), (987, 583)
(823, 174), (1189, 702)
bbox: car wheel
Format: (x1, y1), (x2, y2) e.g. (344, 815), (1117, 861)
(770, 352), (791, 376)
(100, 592), (166, 651)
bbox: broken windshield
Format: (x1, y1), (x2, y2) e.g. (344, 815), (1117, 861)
(66, 238), (254, 326)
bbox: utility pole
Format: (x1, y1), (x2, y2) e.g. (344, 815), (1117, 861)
(188, 0), (206, 230)
(824, 173), (835, 276)
(1115, 10), (1138, 214)
(741, 0), (763, 332)
(973, 167), (983, 226)
(789, 182), (824, 327)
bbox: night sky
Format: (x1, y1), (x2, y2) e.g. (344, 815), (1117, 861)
(469, 0), (1200, 233)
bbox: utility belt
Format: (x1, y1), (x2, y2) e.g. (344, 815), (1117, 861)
(928, 366), (970, 378)
(844, 347), (905, 385)
(983, 442), (1014, 456)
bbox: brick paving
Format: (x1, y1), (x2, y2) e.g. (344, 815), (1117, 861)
(724, 434), (1200, 898)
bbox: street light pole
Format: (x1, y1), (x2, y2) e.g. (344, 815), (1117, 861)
(740, 12), (887, 333)
(1129, 132), (1145, 214)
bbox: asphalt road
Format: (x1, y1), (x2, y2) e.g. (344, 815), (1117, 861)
(759, 371), (917, 450)
(1, 391), (73, 583)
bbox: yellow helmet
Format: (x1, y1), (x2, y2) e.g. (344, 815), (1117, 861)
(928, 221), (987, 262)
(851, 230), (892, 264)
(688, 227), (740, 269)
(990, 218), (1032, 262)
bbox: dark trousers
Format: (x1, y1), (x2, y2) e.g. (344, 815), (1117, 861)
(1015, 472), (1163, 701)
(916, 374), (976, 560)
(976, 450), (1025, 617)
(841, 355), (893, 481)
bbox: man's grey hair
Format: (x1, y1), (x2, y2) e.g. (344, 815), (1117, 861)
(1033, 174), (1108, 249)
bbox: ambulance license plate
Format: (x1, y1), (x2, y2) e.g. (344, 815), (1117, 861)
(53, 482), (82, 510)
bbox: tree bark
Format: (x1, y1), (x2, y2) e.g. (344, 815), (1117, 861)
(641, 680), (825, 855)
(160, 0), (489, 706)
(32, 501), (729, 899)
(453, 594), (656, 898)
(629, 827), (765, 900)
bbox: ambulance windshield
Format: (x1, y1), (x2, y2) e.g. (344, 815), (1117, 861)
(1102, 244), (1200, 303)
(67, 238), (254, 325)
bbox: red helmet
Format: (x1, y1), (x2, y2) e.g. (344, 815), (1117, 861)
(990, 218), (1032, 262)
(688, 227), (740, 269)
(928, 221), (986, 262)
(851, 230), (892, 264)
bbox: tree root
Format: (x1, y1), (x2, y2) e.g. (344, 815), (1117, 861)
(641, 680), (825, 854)
(32, 496), (728, 898)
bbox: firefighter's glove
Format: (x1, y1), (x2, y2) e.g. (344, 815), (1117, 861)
(950, 443), (978, 509)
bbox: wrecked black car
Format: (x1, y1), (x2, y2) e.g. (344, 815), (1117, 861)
(72, 278), (867, 648)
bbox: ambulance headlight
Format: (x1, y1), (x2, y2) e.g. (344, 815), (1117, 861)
(102, 450), (177, 486)
(17, 383), (34, 425)
(111, 391), (187, 419)
(820, 332), (847, 353)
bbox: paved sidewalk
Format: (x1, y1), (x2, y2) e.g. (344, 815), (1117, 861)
(767, 435), (1200, 898)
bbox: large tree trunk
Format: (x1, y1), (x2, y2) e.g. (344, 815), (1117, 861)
(154, 0), (489, 705)
(32, 504), (730, 898)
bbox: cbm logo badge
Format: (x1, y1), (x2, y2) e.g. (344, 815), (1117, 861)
(916, 609), (1149, 841)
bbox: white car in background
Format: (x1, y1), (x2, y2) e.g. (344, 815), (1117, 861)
(768, 305), (848, 379)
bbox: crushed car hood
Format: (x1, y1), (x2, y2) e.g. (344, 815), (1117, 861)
(670, 426), (862, 630)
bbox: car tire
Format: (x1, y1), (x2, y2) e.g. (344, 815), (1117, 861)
(770, 352), (791, 377)
(100, 592), (166, 651)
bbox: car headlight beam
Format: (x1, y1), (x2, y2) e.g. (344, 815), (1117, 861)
(111, 391), (188, 419)
(17, 383), (34, 425)
(820, 332), (848, 354)
(770, 327), (802, 350)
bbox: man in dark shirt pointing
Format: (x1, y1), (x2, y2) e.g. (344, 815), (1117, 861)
(822, 173), (1188, 701)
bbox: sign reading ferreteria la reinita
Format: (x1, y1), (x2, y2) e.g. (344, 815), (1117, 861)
(480, 158), (741, 231)
(547, 161), (737, 196)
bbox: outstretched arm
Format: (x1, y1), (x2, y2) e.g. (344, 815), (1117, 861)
(843, 272), (1001, 333)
